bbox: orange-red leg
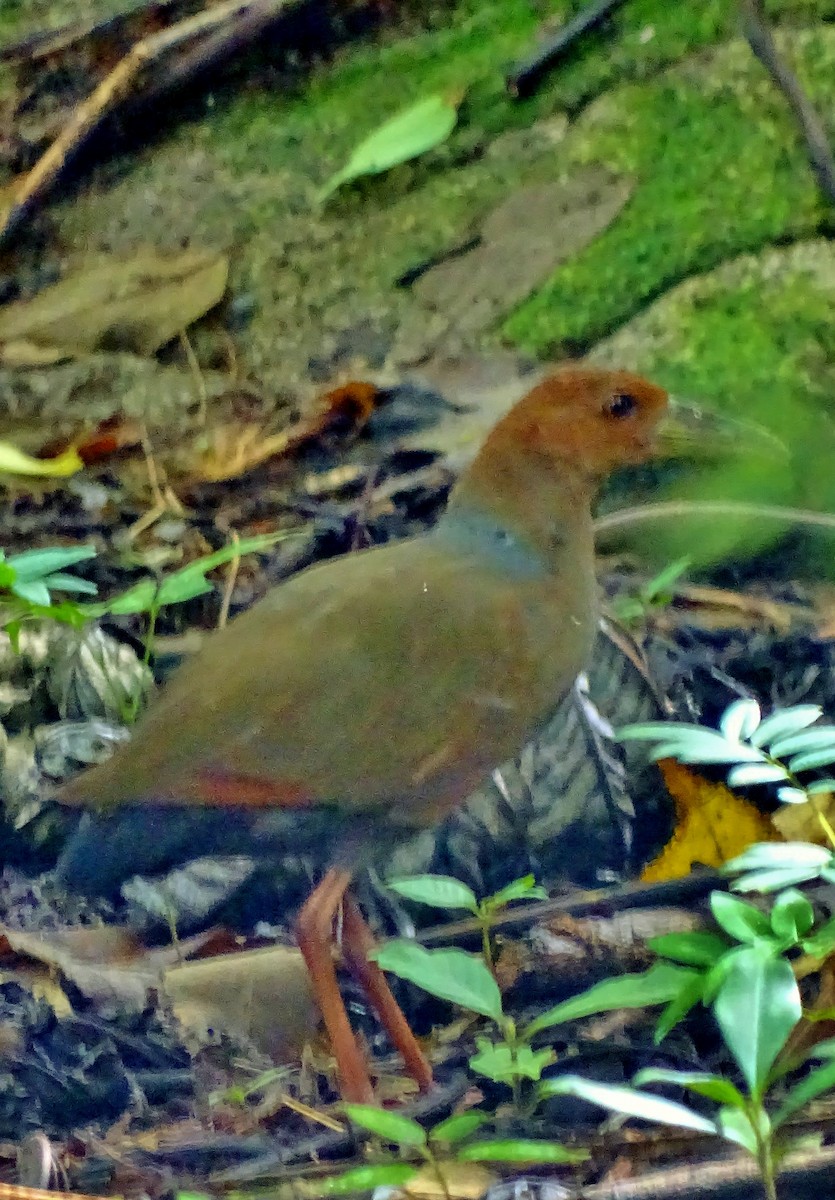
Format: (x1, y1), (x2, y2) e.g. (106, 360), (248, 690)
(341, 893), (434, 1094)
(296, 868), (375, 1104)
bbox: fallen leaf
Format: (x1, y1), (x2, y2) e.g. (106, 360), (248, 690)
(195, 380), (379, 481)
(165, 944), (317, 1061)
(0, 248), (228, 357)
(319, 91), (463, 201)
(0, 440), (82, 476)
(641, 759), (780, 882)
(773, 789), (835, 844)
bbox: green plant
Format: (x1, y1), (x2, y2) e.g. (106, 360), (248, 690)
(610, 556), (691, 625)
(619, 698), (835, 886)
(387, 873), (546, 971)
(326, 1103), (586, 1197)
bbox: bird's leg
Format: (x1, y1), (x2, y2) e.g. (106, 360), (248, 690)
(296, 867), (375, 1104)
(340, 893), (434, 1094)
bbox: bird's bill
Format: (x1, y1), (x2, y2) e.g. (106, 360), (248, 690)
(655, 399), (790, 462)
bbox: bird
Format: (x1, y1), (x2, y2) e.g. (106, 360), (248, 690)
(55, 365), (670, 1104)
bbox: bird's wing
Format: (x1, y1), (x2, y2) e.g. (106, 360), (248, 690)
(62, 535), (587, 820)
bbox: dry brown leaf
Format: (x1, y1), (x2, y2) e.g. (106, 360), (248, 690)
(641, 759), (780, 882)
(401, 1162), (496, 1200)
(194, 380), (379, 482)
(0, 248), (228, 357)
(773, 790), (835, 844)
(164, 944), (317, 1061)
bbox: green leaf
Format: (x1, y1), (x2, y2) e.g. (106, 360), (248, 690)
(41, 571), (98, 595)
(749, 705), (823, 747)
(713, 946), (801, 1097)
(319, 92), (462, 201)
(94, 533), (290, 616)
(8, 544), (97, 580)
(720, 698), (761, 742)
(777, 787), (810, 805)
(787, 748), (835, 772)
(651, 732), (766, 764)
(469, 1039), (554, 1084)
(801, 915), (835, 957)
(772, 1059), (835, 1128)
(539, 1076), (716, 1133)
(732, 866), (827, 893)
(524, 962), (697, 1038)
(323, 1164), (418, 1194)
(372, 942), (502, 1021)
(342, 1104), (426, 1147)
(717, 1107), (760, 1155)
(805, 779), (835, 795)
(430, 1111), (489, 1145)
(710, 892), (772, 943)
(618, 721), (719, 742)
(634, 1068), (746, 1108)
(770, 728), (835, 757)
(457, 1140), (588, 1164)
(654, 972), (706, 1042)
(727, 763), (789, 787)
(12, 579), (51, 606)
(769, 889), (814, 942)
(725, 843), (832, 872)
(648, 931), (730, 967)
(387, 874), (478, 914)
(484, 875), (547, 910)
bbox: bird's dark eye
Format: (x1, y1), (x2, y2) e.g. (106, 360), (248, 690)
(606, 393), (637, 419)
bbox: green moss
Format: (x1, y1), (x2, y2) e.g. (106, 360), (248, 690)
(504, 31), (834, 355)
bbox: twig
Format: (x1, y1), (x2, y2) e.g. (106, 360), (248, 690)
(217, 530), (240, 628)
(739, 0), (835, 206)
(506, 0), (632, 98)
(593, 498), (835, 536)
(0, 0), (292, 247)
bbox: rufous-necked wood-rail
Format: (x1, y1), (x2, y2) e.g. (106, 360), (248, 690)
(55, 366), (670, 1103)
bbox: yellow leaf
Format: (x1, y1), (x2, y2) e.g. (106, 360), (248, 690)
(641, 759), (780, 882)
(0, 441), (82, 477)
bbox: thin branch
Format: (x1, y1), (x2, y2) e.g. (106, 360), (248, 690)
(594, 499), (835, 536)
(740, 0), (835, 207)
(506, 0), (632, 99)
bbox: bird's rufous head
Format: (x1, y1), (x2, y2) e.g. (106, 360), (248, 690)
(495, 366), (669, 478)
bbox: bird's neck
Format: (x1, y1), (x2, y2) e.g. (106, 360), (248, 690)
(439, 435), (595, 573)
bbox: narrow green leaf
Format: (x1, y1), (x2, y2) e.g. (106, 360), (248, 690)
(319, 92), (462, 201)
(654, 972), (706, 1042)
(485, 876), (547, 909)
(787, 748), (835, 772)
(524, 962), (696, 1038)
(770, 728), (835, 757)
(732, 866), (826, 893)
(772, 1059), (835, 1128)
(710, 893), (772, 943)
(650, 731), (765, 764)
(749, 705), (822, 747)
(648, 931), (730, 967)
(634, 1068), (745, 1108)
(457, 1140), (588, 1164)
(323, 1164), (418, 1194)
(725, 843), (832, 871)
(713, 946), (801, 1096)
(539, 1076), (717, 1133)
(727, 763), (789, 787)
(720, 699), (761, 742)
(372, 942), (502, 1021)
(8, 544), (97, 580)
(618, 722), (719, 742)
(469, 1039), (554, 1084)
(805, 779), (835, 795)
(387, 875), (478, 913)
(430, 1111), (489, 1145)
(41, 571), (98, 595)
(342, 1104), (426, 1147)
